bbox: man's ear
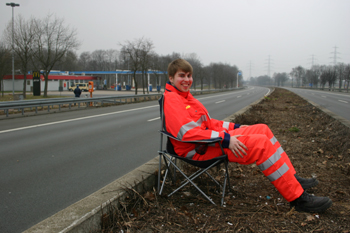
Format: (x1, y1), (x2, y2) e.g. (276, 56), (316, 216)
(169, 76), (174, 84)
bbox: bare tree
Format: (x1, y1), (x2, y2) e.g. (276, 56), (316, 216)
(344, 64), (350, 92)
(251, 75), (273, 86)
(32, 14), (80, 97)
(138, 39), (154, 94)
(290, 66), (305, 87)
(90, 50), (107, 70)
(0, 42), (11, 97)
(208, 62), (237, 89)
(324, 66), (337, 90)
(78, 51), (91, 70)
(106, 49), (119, 71)
(319, 65), (328, 88)
(55, 50), (79, 71)
(4, 15), (36, 98)
(335, 63), (346, 91)
(120, 38), (154, 95)
(273, 72), (289, 87)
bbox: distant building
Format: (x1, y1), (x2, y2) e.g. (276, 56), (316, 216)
(2, 74), (99, 92)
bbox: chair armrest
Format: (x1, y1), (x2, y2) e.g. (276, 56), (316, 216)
(159, 130), (222, 144)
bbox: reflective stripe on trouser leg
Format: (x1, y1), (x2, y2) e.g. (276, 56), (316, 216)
(266, 163), (289, 182)
(270, 136), (296, 175)
(258, 148), (303, 202)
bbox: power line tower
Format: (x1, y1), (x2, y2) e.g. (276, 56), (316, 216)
(309, 54), (318, 68)
(265, 55), (273, 77)
(247, 60), (254, 80)
(330, 46), (340, 66)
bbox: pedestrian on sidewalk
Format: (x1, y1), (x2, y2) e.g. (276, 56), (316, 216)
(74, 85), (82, 97)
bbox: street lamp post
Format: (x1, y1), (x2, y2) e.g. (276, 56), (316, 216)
(6, 2), (20, 96)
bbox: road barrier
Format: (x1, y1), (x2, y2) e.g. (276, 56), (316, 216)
(0, 88), (243, 117)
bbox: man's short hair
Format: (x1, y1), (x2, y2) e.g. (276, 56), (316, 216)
(167, 59), (193, 77)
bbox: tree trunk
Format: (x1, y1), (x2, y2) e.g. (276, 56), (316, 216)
(133, 73), (138, 95)
(22, 73), (27, 99)
(44, 73), (49, 97)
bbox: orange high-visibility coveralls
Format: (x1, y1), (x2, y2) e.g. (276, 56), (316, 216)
(164, 82), (304, 202)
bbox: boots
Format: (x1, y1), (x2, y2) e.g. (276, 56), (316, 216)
(295, 174), (319, 190)
(290, 191), (332, 213)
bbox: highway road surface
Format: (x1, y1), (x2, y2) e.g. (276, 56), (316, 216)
(0, 86), (269, 233)
(284, 87), (350, 121)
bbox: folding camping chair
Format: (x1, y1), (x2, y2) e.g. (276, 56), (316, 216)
(157, 95), (231, 206)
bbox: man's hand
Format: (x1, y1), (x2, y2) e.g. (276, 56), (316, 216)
(239, 125), (250, 128)
(229, 135), (248, 158)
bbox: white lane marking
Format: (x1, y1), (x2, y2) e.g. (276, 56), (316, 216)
(197, 87), (256, 100)
(321, 95), (327, 98)
(0, 105), (158, 134)
(148, 117), (160, 122)
(237, 96), (241, 98)
(215, 100), (226, 104)
(338, 100), (348, 104)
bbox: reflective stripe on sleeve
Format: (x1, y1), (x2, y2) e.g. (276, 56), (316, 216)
(258, 147), (284, 171)
(222, 121), (230, 130)
(211, 131), (219, 138)
(270, 136), (278, 145)
(178, 121), (198, 139)
(177, 115), (207, 139)
(266, 163), (289, 182)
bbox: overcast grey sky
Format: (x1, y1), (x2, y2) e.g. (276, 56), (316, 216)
(1, 0), (349, 79)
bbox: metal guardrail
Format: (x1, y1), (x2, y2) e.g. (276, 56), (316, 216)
(0, 88), (243, 117)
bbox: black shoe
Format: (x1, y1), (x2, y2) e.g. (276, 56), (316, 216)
(290, 191), (332, 213)
(295, 174), (319, 190)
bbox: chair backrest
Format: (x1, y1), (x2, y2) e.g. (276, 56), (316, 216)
(158, 94), (222, 144)
(159, 95), (178, 154)
(158, 95), (166, 132)
(158, 94), (227, 167)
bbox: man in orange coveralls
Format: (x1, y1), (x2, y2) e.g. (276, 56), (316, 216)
(163, 58), (332, 213)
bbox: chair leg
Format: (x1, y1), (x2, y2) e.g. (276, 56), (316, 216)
(172, 159), (222, 195)
(225, 160), (231, 192)
(164, 155), (217, 205)
(220, 160), (231, 206)
(221, 167), (229, 206)
(158, 154), (163, 193)
(159, 154), (173, 195)
(204, 171), (222, 188)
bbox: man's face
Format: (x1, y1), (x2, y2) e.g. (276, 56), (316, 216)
(169, 70), (193, 92)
